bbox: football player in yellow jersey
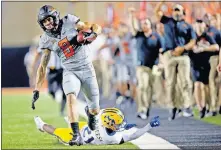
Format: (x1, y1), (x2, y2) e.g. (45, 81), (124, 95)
(34, 107), (160, 145)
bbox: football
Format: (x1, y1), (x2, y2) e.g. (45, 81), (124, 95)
(77, 29), (97, 44)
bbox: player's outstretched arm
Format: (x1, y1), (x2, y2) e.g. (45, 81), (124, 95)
(121, 116), (160, 143)
(32, 49), (51, 109)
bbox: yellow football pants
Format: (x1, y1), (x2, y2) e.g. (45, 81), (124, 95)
(53, 122), (87, 144)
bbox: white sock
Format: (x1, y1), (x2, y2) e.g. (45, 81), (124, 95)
(35, 117), (46, 131)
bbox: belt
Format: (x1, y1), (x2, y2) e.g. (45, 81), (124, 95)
(49, 66), (55, 70)
(161, 48), (172, 55)
(48, 68), (63, 73)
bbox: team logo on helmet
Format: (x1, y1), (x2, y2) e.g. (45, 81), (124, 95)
(101, 108), (125, 131)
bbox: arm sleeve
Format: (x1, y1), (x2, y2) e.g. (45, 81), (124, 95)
(37, 47), (42, 54)
(38, 38), (45, 51)
(206, 33), (217, 45)
(38, 34), (52, 51)
(121, 123), (152, 143)
(189, 26), (197, 40)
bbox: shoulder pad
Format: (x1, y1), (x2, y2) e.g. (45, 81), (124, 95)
(40, 33), (50, 44)
(64, 14), (80, 24)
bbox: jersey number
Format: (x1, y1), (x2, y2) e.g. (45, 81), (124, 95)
(58, 37), (75, 58)
(83, 127), (94, 143)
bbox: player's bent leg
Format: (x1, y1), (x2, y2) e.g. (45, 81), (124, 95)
(34, 116), (71, 145)
(81, 66), (100, 131)
(84, 94), (100, 131)
(66, 93), (83, 146)
(54, 128), (73, 145)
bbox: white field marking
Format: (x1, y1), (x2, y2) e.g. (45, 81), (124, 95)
(77, 100), (180, 149)
(130, 128), (179, 149)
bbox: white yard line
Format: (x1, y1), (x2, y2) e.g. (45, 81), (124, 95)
(77, 100), (179, 149)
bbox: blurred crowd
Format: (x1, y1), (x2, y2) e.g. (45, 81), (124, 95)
(25, 1), (221, 120)
(88, 1), (221, 120)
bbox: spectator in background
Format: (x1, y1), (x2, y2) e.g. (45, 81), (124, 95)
(97, 29), (113, 99)
(218, 42), (221, 115)
(98, 27), (122, 101)
(129, 7), (164, 119)
(156, 22), (183, 116)
(191, 19), (219, 118)
(116, 22), (137, 105)
(155, 2), (196, 120)
(203, 14), (221, 116)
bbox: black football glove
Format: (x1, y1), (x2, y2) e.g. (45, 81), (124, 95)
(32, 90), (39, 110)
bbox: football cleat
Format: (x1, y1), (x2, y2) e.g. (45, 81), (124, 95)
(200, 107), (206, 119)
(146, 108), (150, 117)
(206, 111), (217, 117)
(137, 111), (148, 120)
(168, 107), (177, 121)
(69, 133), (83, 146)
(176, 109), (182, 118)
(85, 106), (98, 131)
(183, 108), (194, 117)
(219, 106), (221, 115)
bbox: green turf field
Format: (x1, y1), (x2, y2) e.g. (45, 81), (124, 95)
(193, 109), (221, 126)
(2, 93), (138, 149)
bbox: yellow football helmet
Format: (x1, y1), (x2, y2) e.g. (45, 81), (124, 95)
(101, 108), (126, 131)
